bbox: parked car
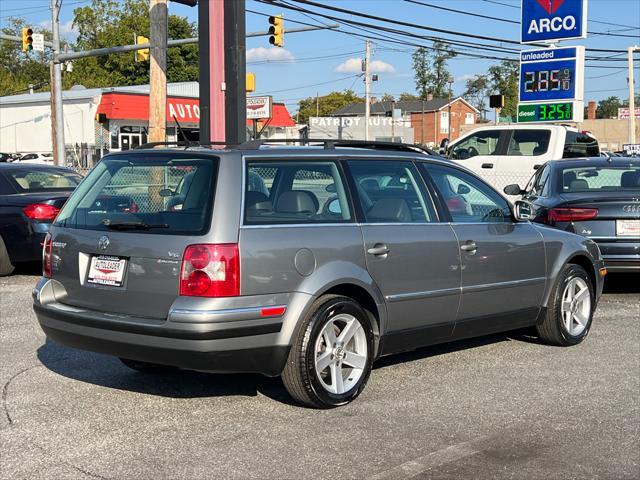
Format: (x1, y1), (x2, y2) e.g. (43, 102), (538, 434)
(445, 124), (599, 192)
(18, 153), (54, 164)
(0, 153), (14, 163)
(504, 157), (640, 272)
(32, 143), (605, 408)
(0, 164), (83, 276)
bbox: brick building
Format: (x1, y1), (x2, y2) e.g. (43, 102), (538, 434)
(332, 97), (479, 146)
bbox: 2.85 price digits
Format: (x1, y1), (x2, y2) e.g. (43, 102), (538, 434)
(524, 69), (572, 93)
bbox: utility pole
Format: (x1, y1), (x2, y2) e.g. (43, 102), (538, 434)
(628, 46), (639, 145)
(364, 40), (371, 141)
(50, 0), (65, 166)
(447, 76), (454, 141)
(149, 0), (168, 144)
(421, 100), (425, 145)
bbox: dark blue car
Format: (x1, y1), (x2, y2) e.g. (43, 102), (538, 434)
(504, 157), (640, 272)
(0, 164), (82, 275)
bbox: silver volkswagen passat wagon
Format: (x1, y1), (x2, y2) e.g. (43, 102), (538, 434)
(33, 142), (606, 408)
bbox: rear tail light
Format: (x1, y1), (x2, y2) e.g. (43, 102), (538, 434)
(180, 244), (240, 297)
(23, 203), (60, 221)
(43, 233), (53, 278)
(547, 207), (599, 224)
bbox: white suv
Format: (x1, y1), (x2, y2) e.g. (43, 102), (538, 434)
(446, 125), (599, 192)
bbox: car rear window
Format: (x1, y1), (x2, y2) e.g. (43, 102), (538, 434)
(5, 169), (82, 192)
(560, 166), (640, 192)
(54, 154), (217, 235)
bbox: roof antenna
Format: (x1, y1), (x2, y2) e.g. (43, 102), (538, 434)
(172, 115), (193, 149)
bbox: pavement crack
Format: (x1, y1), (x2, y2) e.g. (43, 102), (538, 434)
(2, 364), (43, 425)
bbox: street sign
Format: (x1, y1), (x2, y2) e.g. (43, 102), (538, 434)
(623, 144), (640, 155)
(246, 96), (273, 119)
(31, 33), (45, 52)
(517, 101), (584, 123)
(519, 46), (585, 103)
(521, 0), (587, 44)
(618, 107), (640, 120)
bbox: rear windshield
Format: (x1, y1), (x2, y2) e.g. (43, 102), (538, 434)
(54, 154), (217, 235)
(560, 166), (640, 192)
(6, 169), (82, 192)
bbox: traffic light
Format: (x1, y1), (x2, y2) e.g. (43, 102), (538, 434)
(268, 15), (284, 47)
(135, 35), (149, 62)
(246, 73), (256, 93)
(22, 28), (33, 53)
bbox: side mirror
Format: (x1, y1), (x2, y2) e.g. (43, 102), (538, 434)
(514, 200), (532, 221)
(503, 184), (524, 196)
(457, 184), (471, 195)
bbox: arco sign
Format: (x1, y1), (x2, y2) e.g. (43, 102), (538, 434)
(522, 0), (587, 43)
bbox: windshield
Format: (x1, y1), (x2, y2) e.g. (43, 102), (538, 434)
(54, 154), (218, 235)
(560, 165), (640, 192)
(7, 169), (82, 192)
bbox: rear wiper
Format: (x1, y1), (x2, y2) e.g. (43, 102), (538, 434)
(102, 219), (169, 231)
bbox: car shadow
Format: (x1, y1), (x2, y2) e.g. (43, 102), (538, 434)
(603, 273), (640, 294)
(36, 339), (296, 405)
(38, 328), (541, 404)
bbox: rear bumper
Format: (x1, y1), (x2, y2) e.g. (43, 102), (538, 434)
(32, 279), (306, 376)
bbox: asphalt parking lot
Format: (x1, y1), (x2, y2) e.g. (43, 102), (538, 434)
(1, 268), (639, 480)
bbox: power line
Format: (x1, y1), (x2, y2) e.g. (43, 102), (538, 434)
(260, 74), (361, 94)
(406, 0), (640, 39)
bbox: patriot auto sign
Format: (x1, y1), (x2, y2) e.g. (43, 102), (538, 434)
(522, 0), (587, 43)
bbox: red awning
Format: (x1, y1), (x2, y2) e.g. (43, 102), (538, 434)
(97, 93), (295, 127)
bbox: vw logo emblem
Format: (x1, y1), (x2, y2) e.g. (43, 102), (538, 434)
(98, 235), (110, 251)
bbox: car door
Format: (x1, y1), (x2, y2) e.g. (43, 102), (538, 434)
(423, 163), (547, 336)
(345, 159), (461, 352)
(449, 129), (507, 189)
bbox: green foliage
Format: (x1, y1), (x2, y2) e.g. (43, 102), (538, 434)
(487, 60), (519, 119)
(0, 18), (54, 96)
(412, 42), (457, 99)
(463, 74), (491, 119)
(398, 92), (420, 101)
(297, 90), (364, 125)
(380, 93), (395, 102)
(596, 96), (622, 119)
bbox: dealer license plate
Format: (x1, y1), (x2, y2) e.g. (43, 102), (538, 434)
(617, 219), (640, 237)
(87, 255), (127, 287)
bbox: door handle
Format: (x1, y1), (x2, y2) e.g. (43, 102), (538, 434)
(460, 241), (477, 252)
(367, 243), (390, 256)
(481, 163), (494, 169)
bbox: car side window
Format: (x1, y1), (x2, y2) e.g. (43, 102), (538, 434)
(563, 131), (600, 158)
(449, 130), (501, 160)
(245, 161), (351, 224)
(425, 164), (512, 223)
(507, 130), (551, 156)
(530, 165), (550, 197)
(346, 160), (435, 224)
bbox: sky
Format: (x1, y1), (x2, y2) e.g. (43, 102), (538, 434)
(1, 0), (639, 114)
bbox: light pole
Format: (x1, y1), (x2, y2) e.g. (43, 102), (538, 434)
(447, 76), (454, 141)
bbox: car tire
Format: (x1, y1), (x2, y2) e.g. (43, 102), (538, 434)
(537, 264), (594, 346)
(119, 358), (176, 373)
(0, 235), (15, 277)
(282, 295), (374, 408)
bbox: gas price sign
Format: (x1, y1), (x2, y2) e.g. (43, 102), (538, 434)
(518, 102), (583, 123)
(519, 46), (584, 102)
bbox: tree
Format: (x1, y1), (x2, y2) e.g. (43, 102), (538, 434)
(596, 96), (622, 119)
(412, 41), (457, 99)
(463, 74), (491, 120)
(380, 93), (395, 102)
(0, 18), (54, 96)
(297, 90), (364, 125)
(69, 0), (198, 88)
(487, 60), (519, 119)
(399, 92), (420, 101)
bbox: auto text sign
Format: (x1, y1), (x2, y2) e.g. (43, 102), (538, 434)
(521, 0), (587, 44)
(247, 96), (273, 120)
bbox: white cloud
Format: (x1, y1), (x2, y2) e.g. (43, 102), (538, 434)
(39, 20), (78, 38)
(246, 47), (294, 62)
(335, 57), (395, 74)
(456, 74), (476, 83)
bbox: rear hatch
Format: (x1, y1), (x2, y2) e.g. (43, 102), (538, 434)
(48, 152), (218, 320)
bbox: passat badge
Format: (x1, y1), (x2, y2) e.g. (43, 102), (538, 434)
(98, 235), (110, 251)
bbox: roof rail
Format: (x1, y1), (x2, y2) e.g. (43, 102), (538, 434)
(236, 138), (438, 156)
(135, 141), (229, 150)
